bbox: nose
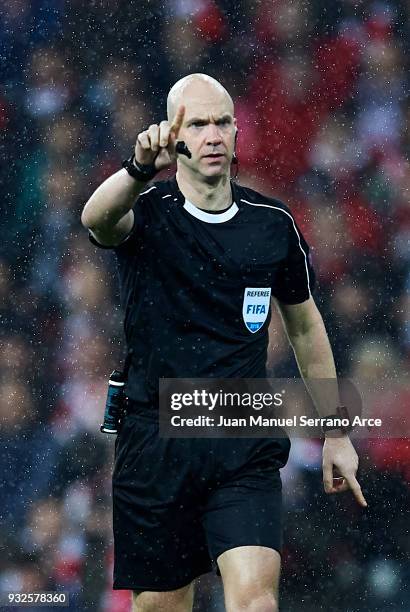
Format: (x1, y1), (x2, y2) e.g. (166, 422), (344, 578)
(205, 124), (223, 146)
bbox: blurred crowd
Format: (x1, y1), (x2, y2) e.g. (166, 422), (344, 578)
(1, 0), (409, 610)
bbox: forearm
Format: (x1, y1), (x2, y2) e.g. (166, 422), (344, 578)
(294, 324), (366, 504)
(81, 168), (147, 230)
(288, 320), (341, 418)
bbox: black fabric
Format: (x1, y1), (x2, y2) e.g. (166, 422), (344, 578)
(112, 403), (290, 591)
(88, 176), (315, 406)
(86, 176), (312, 591)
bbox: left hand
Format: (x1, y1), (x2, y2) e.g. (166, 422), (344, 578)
(322, 435), (368, 507)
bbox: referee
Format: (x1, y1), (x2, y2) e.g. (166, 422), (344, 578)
(81, 74), (367, 612)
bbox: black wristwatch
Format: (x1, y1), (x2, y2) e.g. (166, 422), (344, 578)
(322, 405), (353, 435)
(122, 153), (157, 182)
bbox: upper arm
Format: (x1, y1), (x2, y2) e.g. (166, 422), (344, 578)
(87, 209), (135, 247)
(273, 296), (323, 338)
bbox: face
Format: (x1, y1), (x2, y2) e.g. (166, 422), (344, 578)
(175, 82), (237, 179)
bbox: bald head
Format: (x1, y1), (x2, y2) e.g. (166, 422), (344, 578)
(167, 73), (234, 123)
(166, 73), (237, 180)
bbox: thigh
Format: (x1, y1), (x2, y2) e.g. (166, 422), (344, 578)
(218, 546), (281, 610)
(132, 583), (194, 612)
(203, 438), (289, 564)
(204, 477), (284, 563)
(113, 414), (212, 591)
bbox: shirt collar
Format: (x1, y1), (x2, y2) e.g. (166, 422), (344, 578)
(170, 176), (240, 224)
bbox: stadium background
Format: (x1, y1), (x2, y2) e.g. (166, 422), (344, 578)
(1, 0), (409, 610)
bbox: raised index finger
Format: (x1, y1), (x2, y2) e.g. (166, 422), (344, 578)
(170, 105), (185, 137)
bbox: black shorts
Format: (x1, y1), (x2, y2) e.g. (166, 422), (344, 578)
(112, 402), (291, 592)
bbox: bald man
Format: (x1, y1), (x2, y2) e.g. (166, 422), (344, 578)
(82, 73), (366, 611)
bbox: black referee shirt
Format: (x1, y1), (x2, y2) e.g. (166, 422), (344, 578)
(89, 176), (315, 404)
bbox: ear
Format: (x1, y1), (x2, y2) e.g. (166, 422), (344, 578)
(234, 129), (238, 145)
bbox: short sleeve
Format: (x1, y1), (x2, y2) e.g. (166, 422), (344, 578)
(87, 191), (148, 252)
(88, 228), (134, 249)
(272, 216), (316, 304)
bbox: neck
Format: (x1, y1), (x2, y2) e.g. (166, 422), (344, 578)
(176, 165), (232, 211)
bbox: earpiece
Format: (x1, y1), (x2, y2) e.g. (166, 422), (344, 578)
(175, 141), (192, 159)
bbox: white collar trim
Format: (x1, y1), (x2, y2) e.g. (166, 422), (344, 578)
(183, 199), (239, 223)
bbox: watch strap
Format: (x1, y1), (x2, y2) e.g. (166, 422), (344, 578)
(122, 153), (157, 181)
(321, 406), (353, 434)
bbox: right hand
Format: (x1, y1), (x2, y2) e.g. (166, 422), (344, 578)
(134, 105), (185, 172)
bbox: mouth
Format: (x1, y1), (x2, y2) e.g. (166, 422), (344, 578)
(202, 153), (225, 161)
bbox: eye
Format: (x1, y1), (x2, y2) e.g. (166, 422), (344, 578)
(217, 118), (231, 126)
(190, 121), (206, 128)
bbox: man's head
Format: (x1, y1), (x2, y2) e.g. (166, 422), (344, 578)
(167, 74), (237, 181)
